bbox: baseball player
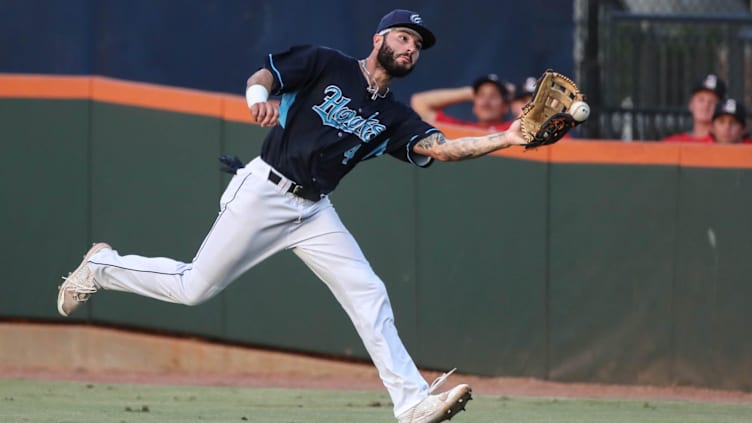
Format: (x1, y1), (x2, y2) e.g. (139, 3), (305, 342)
(58, 9), (530, 423)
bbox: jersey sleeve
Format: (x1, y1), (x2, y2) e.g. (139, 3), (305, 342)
(387, 108), (440, 168)
(264, 45), (327, 95)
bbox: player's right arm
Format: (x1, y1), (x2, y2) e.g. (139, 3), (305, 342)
(409, 86), (474, 122)
(246, 69), (279, 127)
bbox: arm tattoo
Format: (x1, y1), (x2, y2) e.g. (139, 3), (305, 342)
(442, 131), (512, 161)
(488, 132), (505, 141)
(415, 130), (519, 161)
(415, 133), (446, 150)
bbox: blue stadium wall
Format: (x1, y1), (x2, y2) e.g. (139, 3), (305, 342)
(0, 0), (573, 120)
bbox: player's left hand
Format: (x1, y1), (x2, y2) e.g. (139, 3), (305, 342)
(504, 119), (530, 146)
(519, 70), (588, 149)
(250, 101), (280, 127)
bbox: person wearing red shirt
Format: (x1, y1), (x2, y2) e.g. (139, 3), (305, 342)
(663, 73), (726, 143)
(410, 73), (513, 132)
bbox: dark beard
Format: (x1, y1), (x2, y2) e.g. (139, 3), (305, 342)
(377, 43), (414, 78)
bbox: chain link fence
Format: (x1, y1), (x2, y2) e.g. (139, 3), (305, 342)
(622, 0), (750, 14)
(574, 0), (752, 140)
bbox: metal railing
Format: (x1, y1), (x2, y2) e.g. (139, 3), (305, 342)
(575, 1), (752, 140)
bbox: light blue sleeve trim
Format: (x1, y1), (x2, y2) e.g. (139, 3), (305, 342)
(268, 53), (284, 91)
(406, 128), (439, 167)
(278, 92), (297, 128)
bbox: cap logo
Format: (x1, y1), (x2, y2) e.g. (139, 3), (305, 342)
(524, 77), (537, 91)
(704, 74), (718, 89)
(410, 14), (423, 24)
(722, 99), (737, 113)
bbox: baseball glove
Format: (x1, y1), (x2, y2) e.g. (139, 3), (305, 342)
(519, 69), (588, 149)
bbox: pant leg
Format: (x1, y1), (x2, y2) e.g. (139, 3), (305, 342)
(288, 201), (429, 417)
(89, 159), (296, 305)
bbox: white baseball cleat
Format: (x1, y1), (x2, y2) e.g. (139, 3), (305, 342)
(397, 369), (472, 423)
(57, 242), (111, 317)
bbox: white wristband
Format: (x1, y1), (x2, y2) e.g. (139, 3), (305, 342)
(245, 84), (269, 108)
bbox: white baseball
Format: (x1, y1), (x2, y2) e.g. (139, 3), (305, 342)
(570, 101), (590, 122)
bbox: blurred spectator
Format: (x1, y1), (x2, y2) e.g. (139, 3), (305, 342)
(510, 76), (537, 117)
(708, 98), (751, 144)
(663, 73), (726, 142)
(410, 73), (512, 131)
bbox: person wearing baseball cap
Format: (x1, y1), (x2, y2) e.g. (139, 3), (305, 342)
(59, 7), (538, 423)
(410, 73), (513, 131)
(663, 72), (727, 142)
(709, 98), (751, 144)
(691, 72), (727, 98)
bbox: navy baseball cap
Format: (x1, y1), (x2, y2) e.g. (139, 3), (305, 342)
(472, 74), (510, 99)
(692, 73), (726, 99)
(513, 76), (538, 100)
(713, 98), (747, 126)
(376, 9), (436, 50)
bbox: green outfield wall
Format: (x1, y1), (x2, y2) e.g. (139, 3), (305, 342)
(1, 98), (750, 391)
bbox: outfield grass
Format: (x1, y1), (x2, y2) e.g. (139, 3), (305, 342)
(1, 379), (750, 422)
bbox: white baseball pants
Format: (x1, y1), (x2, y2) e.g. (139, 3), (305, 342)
(88, 156), (429, 416)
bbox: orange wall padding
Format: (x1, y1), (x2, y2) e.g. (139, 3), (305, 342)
(2, 73), (751, 169)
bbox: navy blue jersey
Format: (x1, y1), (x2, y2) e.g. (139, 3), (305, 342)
(260, 45), (438, 195)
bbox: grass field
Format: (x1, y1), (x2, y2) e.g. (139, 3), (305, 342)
(1, 379), (751, 423)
